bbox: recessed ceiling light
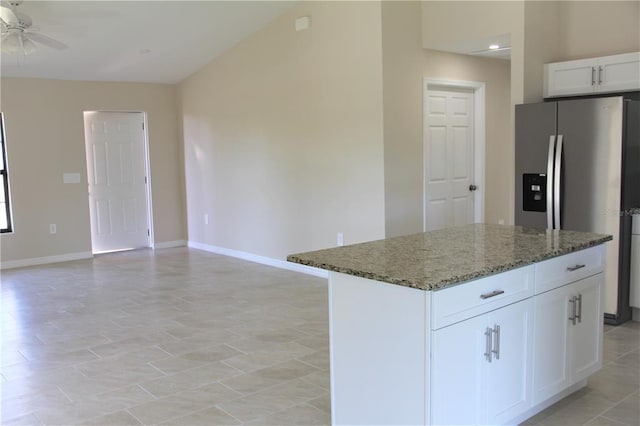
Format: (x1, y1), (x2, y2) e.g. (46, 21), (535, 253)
(489, 44), (500, 50)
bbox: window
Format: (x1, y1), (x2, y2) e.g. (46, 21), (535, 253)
(0, 113), (13, 233)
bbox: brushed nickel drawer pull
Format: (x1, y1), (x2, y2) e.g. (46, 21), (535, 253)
(567, 264), (586, 272)
(480, 290), (505, 299)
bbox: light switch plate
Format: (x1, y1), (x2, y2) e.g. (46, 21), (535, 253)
(295, 16), (310, 31)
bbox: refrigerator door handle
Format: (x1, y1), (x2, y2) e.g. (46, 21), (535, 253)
(546, 135), (556, 229)
(554, 135), (564, 230)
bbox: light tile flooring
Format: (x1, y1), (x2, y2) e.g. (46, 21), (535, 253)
(1, 247), (638, 425)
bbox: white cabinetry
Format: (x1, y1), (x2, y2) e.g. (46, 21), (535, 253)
(544, 52), (640, 98)
(329, 273), (428, 426)
(328, 245), (605, 425)
(431, 298), (533, 425)
(533, 274), (603, 404)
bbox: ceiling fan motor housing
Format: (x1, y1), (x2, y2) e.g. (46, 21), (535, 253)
(10, 11), (31, 29)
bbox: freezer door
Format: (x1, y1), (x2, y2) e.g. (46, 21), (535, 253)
(558, 97), (623, 318)
(515, 102), (557, 228)
(557, 97), (623, 234)
(622, 100), (640, 210)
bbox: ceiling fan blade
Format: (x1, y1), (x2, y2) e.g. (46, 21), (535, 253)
(0, 5), (18, 25)
(1, 32), (20, 53)
(24, 31), (67, 50)
(21, 35), (36, 54)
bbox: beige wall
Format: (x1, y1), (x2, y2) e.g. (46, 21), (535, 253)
(421, 1), (526, 226)
(422, 51), (512, 227)
(421, 1), (524, 51)
(0, 78), (185, 262)
(1, 1), (636, 265)
(179, 1), (386, 260)
(382, 0), (425, 237)
(522, 0), (563, 103)
(559, 1), (640, 60)
(383, 1), (512, 237)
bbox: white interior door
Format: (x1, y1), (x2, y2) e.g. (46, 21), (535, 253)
(424, 88), (475, 231)
(84, 111), (150, 253)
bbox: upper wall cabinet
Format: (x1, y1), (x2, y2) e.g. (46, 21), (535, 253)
(544, 52), (640, 98)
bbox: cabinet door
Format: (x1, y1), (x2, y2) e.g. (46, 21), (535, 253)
(431, 315), (486, 425)
(532, 283), (572, 404)
(532, 273), (604, 405)
(486, 299), (534, 424)
(570, 273), (603, 382)
(544, 58), (597, 98)
(598, 52), (640, 94)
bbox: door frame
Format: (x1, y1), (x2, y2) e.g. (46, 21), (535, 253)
(83, 110), (154, 252)
(423, 78), (485, 231)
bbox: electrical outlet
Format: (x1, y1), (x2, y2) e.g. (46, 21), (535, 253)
(49, 224), (57, 234)
(204, 214), (209, 225)
(337, 232), (344, 246)
(498, 219), (505, 225)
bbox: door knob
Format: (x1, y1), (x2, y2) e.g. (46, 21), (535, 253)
(469, 184), (478, 191)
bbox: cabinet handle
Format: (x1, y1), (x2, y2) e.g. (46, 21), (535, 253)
(567, 264), (586, 272)
(598, 66), (603, 84)
(575, 294), (583, 324)
(492, 324), (501, 360)
(568, 296), (577, 325)
(480, 290), (505, 299)
(484, 327), (493, 363)
(592, 67), (596, 85)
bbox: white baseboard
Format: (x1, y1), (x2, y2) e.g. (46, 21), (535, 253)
(1, 251), (94, 270)
(153, 240), (187, 249)
(187, 241), (328, 279)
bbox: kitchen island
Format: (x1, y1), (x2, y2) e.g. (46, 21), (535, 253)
(287, 224), (612, 425)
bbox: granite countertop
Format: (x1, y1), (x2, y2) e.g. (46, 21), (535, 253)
(287, 224), (612, 291)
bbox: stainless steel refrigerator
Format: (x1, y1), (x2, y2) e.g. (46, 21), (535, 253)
(515, 95), (639, 324)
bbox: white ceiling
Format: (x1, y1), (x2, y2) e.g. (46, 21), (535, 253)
(1, 0), (296, 84)
(1, 1), (510, 85)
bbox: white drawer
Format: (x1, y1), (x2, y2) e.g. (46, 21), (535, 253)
(534, 246), (604, 294)
(431, 265), (534, 329)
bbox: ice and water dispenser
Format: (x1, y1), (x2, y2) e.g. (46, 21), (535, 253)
(522, 174), (547, 212)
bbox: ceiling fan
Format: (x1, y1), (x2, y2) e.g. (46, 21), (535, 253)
(1, 0), (67, 55)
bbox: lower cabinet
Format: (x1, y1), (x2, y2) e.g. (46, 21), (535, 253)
(431, 299), (534, 425)
(328, 246), (605, 425)
(532, 273), (603, 404)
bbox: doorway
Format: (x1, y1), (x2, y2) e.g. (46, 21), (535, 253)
(83, 111), (152, 254)
(423, 79), (485, 231)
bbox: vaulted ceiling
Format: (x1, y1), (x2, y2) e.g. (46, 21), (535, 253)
(1, 1), (295, 84)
